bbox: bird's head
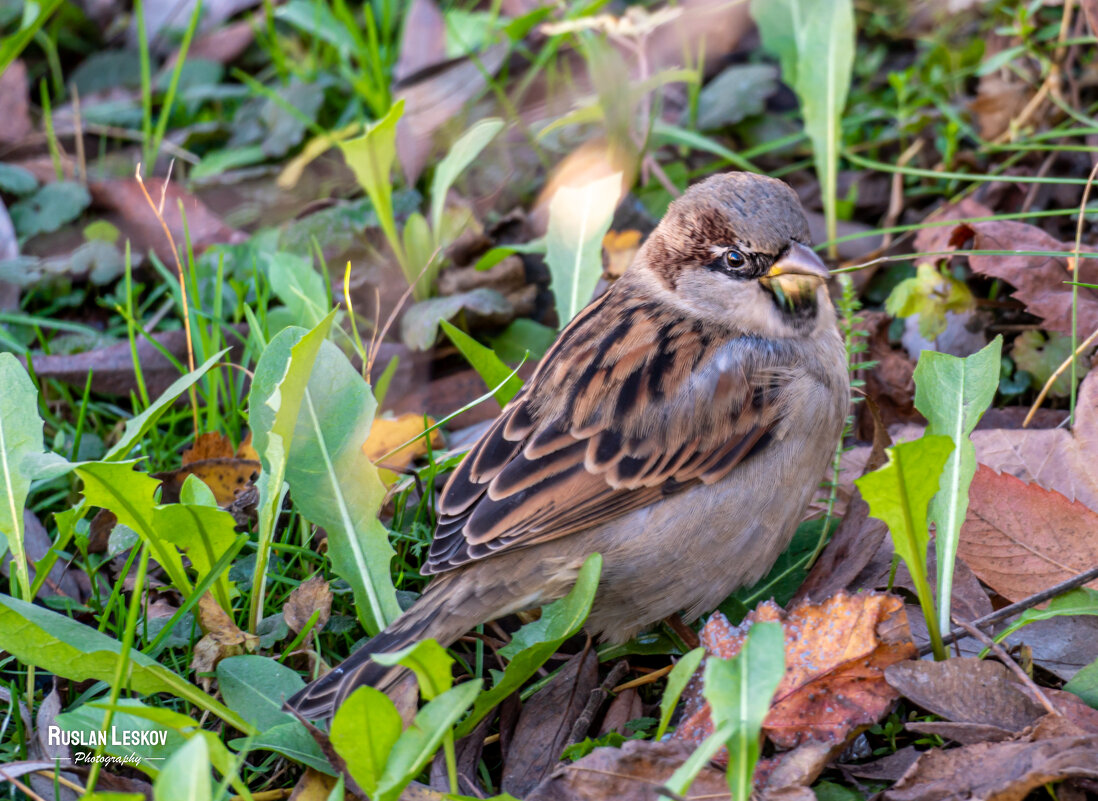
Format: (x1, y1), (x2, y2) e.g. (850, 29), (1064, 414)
(633, 172), (833, 338)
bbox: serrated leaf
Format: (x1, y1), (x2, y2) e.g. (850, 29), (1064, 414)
(914, 336), (1001, 638)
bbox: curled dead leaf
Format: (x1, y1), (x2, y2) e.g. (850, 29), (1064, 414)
(283, 576), (333, 637)
(190, 592), (258, 678)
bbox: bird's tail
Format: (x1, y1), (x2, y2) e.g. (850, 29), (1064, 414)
(283, 576), (483, 721)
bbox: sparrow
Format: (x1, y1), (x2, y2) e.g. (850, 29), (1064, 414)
(286, 171), (849, 719)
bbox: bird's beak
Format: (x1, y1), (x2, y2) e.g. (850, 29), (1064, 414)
(765, 242), (830, 283)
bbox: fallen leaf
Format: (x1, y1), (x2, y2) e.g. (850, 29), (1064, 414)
(674, 592), (917, 752)
(971, 73), (1031, 140)
(283, 576), (333, 637)
(525, 739), (729, 801)
(1011, 330), (1089, 398)
(959, 465), (1098, 602)
(363, 414), (443, 473)
(183, 432), (237, 463)
(289, 767), (339, 801)
(882, 733), (1098, 801)
(190, 592), (258, 678)
(154, 458), (261, 507)
(914, 198), (1098, 339)
(0, 61), (32, 146)
(501, 649), (599, 798)
(400, 288), (513, 351)
(884, 658), (1045, 731)
(602, 229), (643, 278)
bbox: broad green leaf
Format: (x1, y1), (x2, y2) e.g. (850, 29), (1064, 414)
(488, 318), (557, 364)
(708, 622), (785, 800)
(440, 320), (522, 406)
(0, 353), (45, 597)
(233, 721), (334, 775)
(914, 336), (1001, 638)
(373, 639), (454, 700)
(376, 679), (482, 801)
(994, 589), (1098, 645)
(885, 263), (975, 340)
(430, 119), (504, 233)
(284, 337), (402, 634)
(264, 252), (329, 328)
(0, 163), (38, 195)
(154, 735), (212, 801)
(455, 553), (602, 737)
(216, 655), (305, 732)
(247, 312), (335, 632)
(331, 685), (404, 796)
(401, 289), (511, 351)
(664, 622), (785, 797)
(656, 647), (704, 739)
(857, 436), (953, 659)
(274, 0), (356, 51)
(0, 594), (252, 733)
(9, 180), (91, 239)
(106, 349), (229, 460)
(340, 101), (406, 278)
(1012, 330), (1088, 397)
(1065, 656), (1098, 709)
(545, 173), (622, 326)
(57, 700), (186, 777)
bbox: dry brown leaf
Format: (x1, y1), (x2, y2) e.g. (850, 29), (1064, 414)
(882, 732), (1098, 801)
(283, 576), (333, 637)
(525, 740), (729, 801)
(363, 414), (443, 473)
(884, 658), (1045, 731)
(190, 592), (258, 677)
(914, 198), (1098, 338)
(183, 432), (236, 463)
(674, 592), (917, 753)
(959, 465), (1098, 602)
(154, 458), (261, 507)
(971, 74), (1031, 140)
(289, 767), (339, 801)
(0, 60), (32, 146)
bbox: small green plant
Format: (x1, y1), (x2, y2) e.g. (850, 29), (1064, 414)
(340, 106), (504, 299)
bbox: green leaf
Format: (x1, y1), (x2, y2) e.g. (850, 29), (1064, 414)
(0, 163), (38, 195)
(154, 736), (212, 801)
(247, 311), (335, 632)
(545, 173), (622, 326)
(1012, 330), (1089, 398)
(57, 699), (186, 777)
(914, 336), (1001, 638)
(376, 679), (483, 801)
(106, 349), (229, 460)
(856, 436), (953, 660)
(656, 647), (704, 739)
(710, 622), (785, 800)
(440, 320), (523, 406)
(455, 553), (602, 738)
(9, 180), (91, 239)
(1065, 655), (1098, 709)
(885, 264), (975, 340)
(283, 337), (402, 634)
(216, 655), (305, 732)
(331, 686), (404, 796)
(430, 118), (504, 234)
(275, 0), (357, 51)
(994, 588), (1098, 645)
(0, 594), (252, 733)
(814, 781), (866, 801)
(0, 353), (46, 597)
(400, 289), (511, 351)
(401, 210), (438, 300)
(665, 622), (785, 798)
(264, 252), (329, 328)
(340, 101), (406, 279)
(234, 721), (335, 775)
(488, 318), (557, 364)
(373, 639), (454, 700)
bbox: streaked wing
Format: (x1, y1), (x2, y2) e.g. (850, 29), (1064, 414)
(423, 288), (788, 576)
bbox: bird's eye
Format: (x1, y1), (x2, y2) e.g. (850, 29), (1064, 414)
(723, 249), (746, 270)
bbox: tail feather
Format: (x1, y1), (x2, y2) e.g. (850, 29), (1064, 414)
(283, 577), (480, 720)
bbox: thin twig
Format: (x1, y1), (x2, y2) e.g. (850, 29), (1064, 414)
(923, 563), (1098, 654)
(951, 618), (1059, 716)
(134, 162), (199, 432)
(612, 662), (674, 693)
